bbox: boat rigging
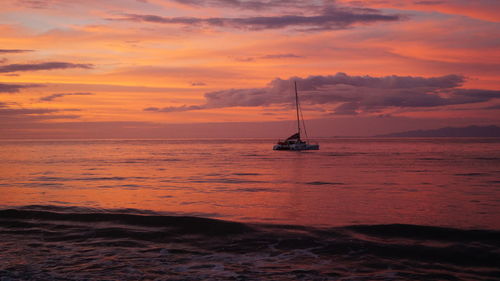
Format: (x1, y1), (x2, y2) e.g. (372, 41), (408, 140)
(273, 81), (319, 151)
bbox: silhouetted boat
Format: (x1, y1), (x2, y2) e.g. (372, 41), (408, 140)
(273, 81), (319, 151)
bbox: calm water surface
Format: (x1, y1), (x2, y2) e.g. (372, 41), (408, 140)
(1, 138), (500, 280)
(1, 138), (499, 229)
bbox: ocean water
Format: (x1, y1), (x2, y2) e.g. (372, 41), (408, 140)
(1, 138), (499, 280)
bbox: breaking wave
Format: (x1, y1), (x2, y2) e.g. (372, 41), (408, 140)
(1, 205), (499, 280)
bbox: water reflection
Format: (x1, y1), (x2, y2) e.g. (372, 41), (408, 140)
(0, 138), (499, 229)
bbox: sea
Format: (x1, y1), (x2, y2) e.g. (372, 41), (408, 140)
(0, 138), (499, 280)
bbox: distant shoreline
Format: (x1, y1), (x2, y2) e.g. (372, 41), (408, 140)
(375, 125), (500, 138)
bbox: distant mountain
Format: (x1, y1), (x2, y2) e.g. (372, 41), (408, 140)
(376, 125), (500, 137)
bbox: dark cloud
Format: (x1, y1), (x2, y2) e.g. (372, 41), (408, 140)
(232, 53), (303, 62)
(260, 53), (303, 59)
(0, 105), (80, 122)
(414, 1), (444, 5)
(17, 0), (49, 8)
(483, 104), (500, 110)
(0, 49), (34, 53)
(171, 0), (319, 11)
(0, 62), (93, 73)
(116, 5), (401, 31)
(145, 73), (500, 115)
(172, 0), (380, 15)
(232, 56), (256, 62)
(191, 82), (206, 86)
(331, 102), (360, 115)
(0, 108), (60, 115)
(0, 83), (40, 93)
(278, 73), (465, 91)
(144, 105), (203, 112)
(39, 92), (94, 102)
(0, 108), (79, 120)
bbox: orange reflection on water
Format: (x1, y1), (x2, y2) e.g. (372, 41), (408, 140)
(1, 139), (500, 229)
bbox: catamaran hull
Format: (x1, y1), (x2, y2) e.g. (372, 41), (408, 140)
(273, 143), (319, 151)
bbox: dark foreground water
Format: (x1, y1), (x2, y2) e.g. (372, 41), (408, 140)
(1, 205), (499, 281)
(1, 138), (500, 280)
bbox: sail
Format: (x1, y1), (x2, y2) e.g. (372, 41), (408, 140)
(285, 132), (300, 141)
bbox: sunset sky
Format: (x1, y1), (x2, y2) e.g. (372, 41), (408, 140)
(1, 0), (499, 138)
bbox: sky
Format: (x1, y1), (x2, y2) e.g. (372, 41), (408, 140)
(0, 0), (499, 138)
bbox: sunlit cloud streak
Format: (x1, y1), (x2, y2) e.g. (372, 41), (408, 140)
(146, 73), (500, 115)
(0, 83), (40, 93)
(0, 62), (93, 73)
(16, 0), (52, 9)
(39, 92), (95, 102)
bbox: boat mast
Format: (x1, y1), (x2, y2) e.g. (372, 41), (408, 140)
(294, 81), (301, 137)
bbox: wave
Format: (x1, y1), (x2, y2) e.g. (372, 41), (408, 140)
(1, 205), (499, 280)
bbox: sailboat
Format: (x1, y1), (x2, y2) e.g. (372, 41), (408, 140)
(273, 81), (319, 151)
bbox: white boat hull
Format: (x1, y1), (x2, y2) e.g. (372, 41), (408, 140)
(273, 143), (319, 151)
